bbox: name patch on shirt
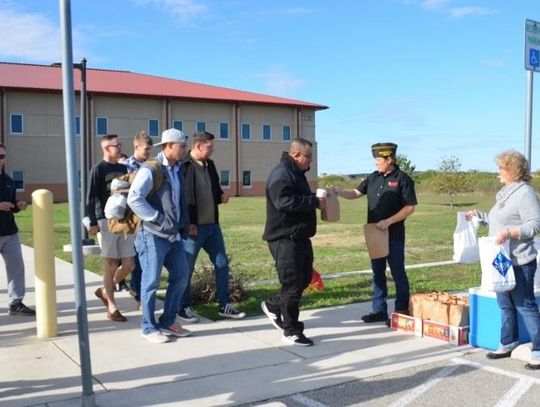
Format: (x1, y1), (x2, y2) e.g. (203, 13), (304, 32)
(388, 181), (398, 188)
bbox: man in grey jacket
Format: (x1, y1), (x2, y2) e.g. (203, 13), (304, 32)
(127, 129), (192, 344)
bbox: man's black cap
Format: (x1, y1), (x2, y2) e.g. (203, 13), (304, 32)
(371, 142), (397, 158)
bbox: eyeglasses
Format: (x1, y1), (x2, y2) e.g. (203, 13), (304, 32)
(0, 154), (5, 159)
(298, 152), (312, 159)
(107, 143), (122, 149)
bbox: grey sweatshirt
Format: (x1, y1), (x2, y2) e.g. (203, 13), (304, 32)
(478, 181), (540, 266)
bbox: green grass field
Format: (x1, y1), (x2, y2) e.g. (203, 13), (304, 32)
(15, 192), (493, 319)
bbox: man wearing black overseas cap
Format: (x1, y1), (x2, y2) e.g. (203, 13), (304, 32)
(334, 142), (417, 325)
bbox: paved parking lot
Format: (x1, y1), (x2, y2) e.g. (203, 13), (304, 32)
(250, 351), (540, 407)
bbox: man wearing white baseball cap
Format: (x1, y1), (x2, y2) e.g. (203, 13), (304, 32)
(128, 128), (192, 343)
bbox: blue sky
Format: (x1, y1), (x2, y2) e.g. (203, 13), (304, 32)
(1, 0), (539, 174)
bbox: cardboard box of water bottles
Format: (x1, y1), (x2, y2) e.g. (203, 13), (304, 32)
(391, 292), (469, 346)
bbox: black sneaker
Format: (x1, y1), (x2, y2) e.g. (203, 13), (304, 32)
(361, 312), (388, 323)
(9, 302), (36, 316)
(218, 303), (246, 319)
(178, 306), (199, 323)
(261, 301), (283, 330)
(281, 334), (314, 347)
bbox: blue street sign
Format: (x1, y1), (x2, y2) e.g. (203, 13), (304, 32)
(531, 48), (540, 68)
(525, 19), (540, 72)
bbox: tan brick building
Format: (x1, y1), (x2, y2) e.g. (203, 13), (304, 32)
(0, 62), (327, 201)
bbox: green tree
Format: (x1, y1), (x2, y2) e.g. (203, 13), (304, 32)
(396, 154), (417, 182)
(432, 156), (473, 210)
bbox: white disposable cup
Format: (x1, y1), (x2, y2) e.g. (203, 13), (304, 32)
(82, 216), (91, 231)
(316, 188), (327, 198)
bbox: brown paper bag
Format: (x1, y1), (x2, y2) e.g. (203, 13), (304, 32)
(421, 296), (438, 321)
(437, 292), (450, 303)
(448, 302), (469, 327)
(321, 189), (340, 222)
(410, 293), (424, 319)
(363, 223), (389, 259)
(431, 301), (449, 324)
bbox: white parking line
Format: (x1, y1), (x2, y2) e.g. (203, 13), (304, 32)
(291, 394), (329, 407)
(387, 365), (460, 407)
(494, 378), (535, 407)
(451, 358), (540, 384)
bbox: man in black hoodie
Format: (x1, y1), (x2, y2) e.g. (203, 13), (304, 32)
(261, 138), (325, 346)
(0, 143), (35, 316)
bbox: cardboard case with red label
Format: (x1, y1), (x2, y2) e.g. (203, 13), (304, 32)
(390, 313), (423, 337)
(422, 319), (469, 346)
(390, 312), (469, 346)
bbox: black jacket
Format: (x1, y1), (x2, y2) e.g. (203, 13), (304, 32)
(86, 160), (128, 225)
(182, 154), (223, 225)
(263, 152), (319, 241)
(0, 172), (20, 236)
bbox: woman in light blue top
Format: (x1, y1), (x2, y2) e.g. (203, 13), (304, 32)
(468, 150), (540, 370)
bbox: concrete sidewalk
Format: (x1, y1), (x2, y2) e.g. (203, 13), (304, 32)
(0, 246), (474, 407)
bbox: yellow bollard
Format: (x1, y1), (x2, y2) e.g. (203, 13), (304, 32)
(32, 189), (57, 338)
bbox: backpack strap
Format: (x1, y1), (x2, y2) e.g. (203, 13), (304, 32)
(145, 159), (164, 195)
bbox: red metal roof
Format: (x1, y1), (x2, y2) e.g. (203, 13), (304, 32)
(0, 62), (328, 110)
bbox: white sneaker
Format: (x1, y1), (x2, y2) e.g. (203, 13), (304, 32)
(141, 331), (170, 344)
(261, 301), (283, 330)
(218, 303), (246, 319)
(177, 306), (199, 323)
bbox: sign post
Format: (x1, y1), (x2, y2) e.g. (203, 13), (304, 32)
(524, 19), (539, 165)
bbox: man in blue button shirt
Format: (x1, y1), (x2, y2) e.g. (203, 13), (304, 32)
(128, 129), (192, 343)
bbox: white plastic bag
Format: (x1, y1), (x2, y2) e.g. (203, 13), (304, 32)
(452, 211), (479, 263)
(104, 194), (127, 220)
(479, 236), (516, 292)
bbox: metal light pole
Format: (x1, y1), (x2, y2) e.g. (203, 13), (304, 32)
(525, 70), (533, 166)
(74, 58), (93, 245)
(51, 58), (93, 245)
(58, 0), (95, 405)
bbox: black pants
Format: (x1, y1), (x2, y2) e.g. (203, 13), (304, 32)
(266, 238), (313, 336)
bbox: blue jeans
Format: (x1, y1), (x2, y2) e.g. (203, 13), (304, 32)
(135, 229), (189, 334)
(370, 239), (409, 316)
(496, 260), (540, 360)
(180, 224), (230, 308)
(130, 246), (142, 302)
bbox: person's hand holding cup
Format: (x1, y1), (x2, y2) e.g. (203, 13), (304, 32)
(316, 188), (327, 209)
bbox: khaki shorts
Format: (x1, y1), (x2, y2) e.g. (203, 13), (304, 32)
(97, 219), (135, 259)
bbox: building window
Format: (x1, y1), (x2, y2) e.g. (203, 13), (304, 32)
(148, 119), (159, 137)
(282, 125), (291, 141)
(12, 171), (24, 191)
(172, 120), (183, 131)
(262, 124), (271, 141)
(242, 170), (251, 187)
(75, 116), (80, 136)
(241, 123), (250, 140)
(96, 117), (108, 136)
(220, 170), (230, 188)
(196, 121), (206, 132)
(219, 122), (229, 139)
(10, 114), (23, 135)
